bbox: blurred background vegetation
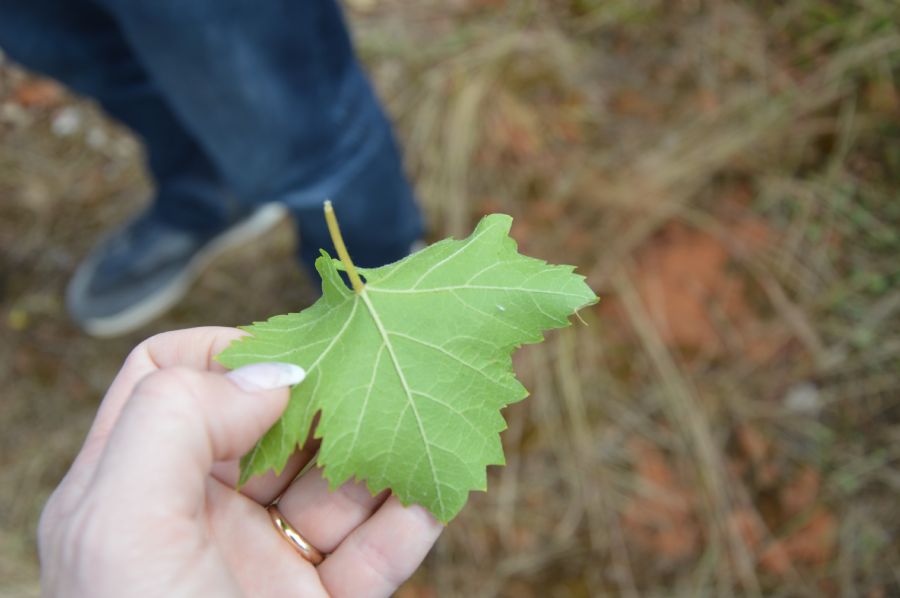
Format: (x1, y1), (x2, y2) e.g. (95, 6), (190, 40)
(1, 0), (899, 595)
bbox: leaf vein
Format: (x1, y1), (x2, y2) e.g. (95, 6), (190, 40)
(372, 285), (587, 300)
(409, 219), (503, 289)
(346, 344), (385, 459)
(360, 291), (445, 513)
(388, 331), (501, 386)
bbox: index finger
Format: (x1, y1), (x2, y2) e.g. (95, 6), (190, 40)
(75, 327), (247, 472)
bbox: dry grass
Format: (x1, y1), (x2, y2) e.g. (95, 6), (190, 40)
(2, 0), (899, 596)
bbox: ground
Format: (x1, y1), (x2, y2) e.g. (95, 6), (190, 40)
(1, 1), (899, 596)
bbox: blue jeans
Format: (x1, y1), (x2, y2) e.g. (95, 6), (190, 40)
(0, 0), (423, 274)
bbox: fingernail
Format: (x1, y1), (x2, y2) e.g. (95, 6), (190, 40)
(226, 362), (306, 391)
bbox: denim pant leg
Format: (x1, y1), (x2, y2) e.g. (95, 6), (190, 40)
(94, 0), (424, 274)
(0, 0), (234, 233)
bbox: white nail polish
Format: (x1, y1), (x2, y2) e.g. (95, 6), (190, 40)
(226, 362), (306, 391)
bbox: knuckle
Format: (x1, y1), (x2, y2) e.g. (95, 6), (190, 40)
(336, 480), (381, 511)
(125, 331), (172, 366)
(354, 536), (407, 589)
(120, 341), (151, 372)
(63, 499), (123, 578)
(129, 368), (209, 428)
(38, 493), (113, 588)
(133, 367), (205, 403)
(127, 367), (217, 458)
(139, 329), (179, 350)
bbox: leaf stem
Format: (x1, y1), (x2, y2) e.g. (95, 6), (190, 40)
(323, 200), (365, 294)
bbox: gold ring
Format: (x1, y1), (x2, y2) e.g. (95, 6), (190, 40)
(267, 504), (325, 565)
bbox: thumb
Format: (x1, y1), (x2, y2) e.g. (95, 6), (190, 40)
(92, 363), (304, 513)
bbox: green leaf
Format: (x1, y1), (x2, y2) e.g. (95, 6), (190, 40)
(217, 214), (597, 522)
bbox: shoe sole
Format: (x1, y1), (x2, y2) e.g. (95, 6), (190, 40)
(72, 203), (288, 338)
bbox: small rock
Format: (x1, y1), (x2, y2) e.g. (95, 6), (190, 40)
(785, 382), (821, 414)
(86, 126), (109, 149)
(112, 135), (139, 158)
(0, 101), (32, 127)
(52, 106), (82, 136)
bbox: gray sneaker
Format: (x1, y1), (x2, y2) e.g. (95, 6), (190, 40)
(66, 203), (286, 337)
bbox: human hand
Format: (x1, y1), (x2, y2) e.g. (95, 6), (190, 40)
(39, 327), (442, 597)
